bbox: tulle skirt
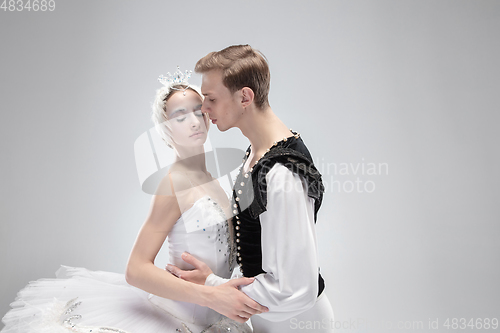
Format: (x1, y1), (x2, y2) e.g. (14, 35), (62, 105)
(1, 266), (251, 333)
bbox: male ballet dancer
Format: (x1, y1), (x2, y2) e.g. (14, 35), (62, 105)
(169, 45), (334, 332)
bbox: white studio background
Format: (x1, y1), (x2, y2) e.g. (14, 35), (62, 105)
(1, 1), (499, 332)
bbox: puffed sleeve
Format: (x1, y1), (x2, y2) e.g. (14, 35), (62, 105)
(238, 163), (319, 321)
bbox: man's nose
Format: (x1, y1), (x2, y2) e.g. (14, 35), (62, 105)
(201, 101), (209, 114)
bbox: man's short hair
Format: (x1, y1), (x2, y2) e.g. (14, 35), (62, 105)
(195, 45), (270, 109)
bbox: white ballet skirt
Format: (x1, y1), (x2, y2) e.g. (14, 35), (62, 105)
(1, 195), (251, 333)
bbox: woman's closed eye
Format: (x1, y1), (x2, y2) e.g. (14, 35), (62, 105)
(172, 110), (188, 122)
(173, 108), (203, 122)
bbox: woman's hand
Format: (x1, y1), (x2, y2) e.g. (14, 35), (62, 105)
(207, 278), (269, 322)
(166, 252), (269, 321)
(166, 252), (213, 285)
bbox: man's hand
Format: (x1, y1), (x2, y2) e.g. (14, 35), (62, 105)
(166, 252), (213, 285)
(206, 277), (269, 322)
(166, 252), (269, 321)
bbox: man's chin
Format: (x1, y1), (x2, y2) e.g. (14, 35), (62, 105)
(216, 124), (229, 132)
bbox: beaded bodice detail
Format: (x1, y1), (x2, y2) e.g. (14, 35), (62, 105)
(168, 194), (234, 277)
(149, 194), (237, 328)
(230, 132), (325, 295)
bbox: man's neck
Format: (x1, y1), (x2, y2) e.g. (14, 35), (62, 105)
(237, 105), (293, 155)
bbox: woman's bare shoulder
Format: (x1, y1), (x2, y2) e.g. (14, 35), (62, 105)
(154, 166), (191, 196)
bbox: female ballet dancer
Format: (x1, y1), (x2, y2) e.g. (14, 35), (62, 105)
(1, 69), (264, 333)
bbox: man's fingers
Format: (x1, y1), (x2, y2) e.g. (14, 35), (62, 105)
(166, 264), (182, 278)
(181, 252), (201, 267)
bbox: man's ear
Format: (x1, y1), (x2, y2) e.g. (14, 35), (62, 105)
(240, 87), (255, 108)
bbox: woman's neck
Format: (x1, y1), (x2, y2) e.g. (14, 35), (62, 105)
(174, 145), (207, 173)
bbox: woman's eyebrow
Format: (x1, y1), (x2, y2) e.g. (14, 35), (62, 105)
(169, 108), (187, 118)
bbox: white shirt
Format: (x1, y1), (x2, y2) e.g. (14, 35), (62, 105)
(206, 163), (320, 322)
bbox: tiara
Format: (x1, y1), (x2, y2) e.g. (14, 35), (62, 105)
(158, 66), (193, 95)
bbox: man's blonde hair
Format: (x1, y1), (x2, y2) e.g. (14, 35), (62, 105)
(195, 45), (270, 109)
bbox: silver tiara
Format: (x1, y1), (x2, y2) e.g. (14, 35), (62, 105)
(158, 66), (192, 88)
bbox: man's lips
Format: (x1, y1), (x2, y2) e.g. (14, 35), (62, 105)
(211, 118), (217, 124)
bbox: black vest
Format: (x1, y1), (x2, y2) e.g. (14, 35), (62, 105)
(231, 134), (325, 297)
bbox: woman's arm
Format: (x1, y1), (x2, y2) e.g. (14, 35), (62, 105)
(125, 191), (199, 300)
(125, 175), (267, 321)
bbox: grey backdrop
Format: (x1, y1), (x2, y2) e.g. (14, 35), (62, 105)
(1, 1), (499, 332)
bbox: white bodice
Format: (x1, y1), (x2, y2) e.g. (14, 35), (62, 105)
(168, 195), (233, 278)
(148, 194), (233, 326)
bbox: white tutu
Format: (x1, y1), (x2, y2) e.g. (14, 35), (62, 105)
(2, 194), (249, 332)
(1, 266), (251, 333)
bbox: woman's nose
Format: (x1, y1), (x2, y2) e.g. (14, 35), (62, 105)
(189, 113), (201, 127)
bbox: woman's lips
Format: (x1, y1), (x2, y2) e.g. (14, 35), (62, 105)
(190, 132), (204, 137)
